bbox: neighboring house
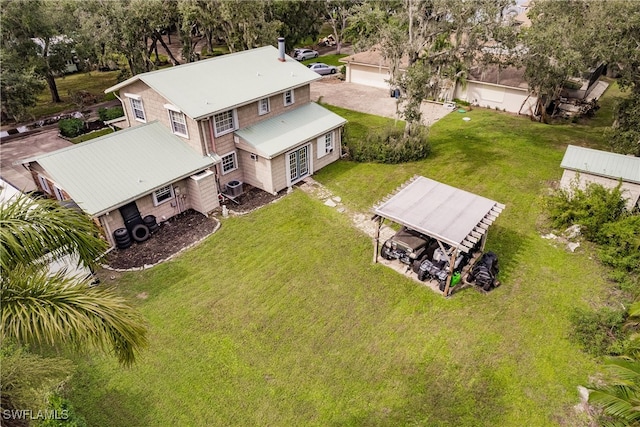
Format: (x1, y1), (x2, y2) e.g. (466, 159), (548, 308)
(560, 145), (640, 211)
(23, 122), (220, 247)
(452, 65), (538, 115)
(340, 49), (538, 115)
(24, 40), (346, 247)
(340, 49), (406, 90)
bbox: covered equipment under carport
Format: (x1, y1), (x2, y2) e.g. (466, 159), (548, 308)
(372, 176), (505, 296)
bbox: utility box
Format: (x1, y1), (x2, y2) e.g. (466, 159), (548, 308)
(225, 180), (243, 197)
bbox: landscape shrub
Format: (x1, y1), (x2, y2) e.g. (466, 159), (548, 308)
(37, 392), (87, 427)
(97, 106), (124, 122)
(597, 215), (640, 273)
(545, 180), (627, 240)
(58, 118), (85, 138)
(344, 125), (430, 164)
(570, 307), (627, 356)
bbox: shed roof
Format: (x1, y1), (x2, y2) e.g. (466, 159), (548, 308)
(105, 46), (320, 120)
(373, 176), (504, 252)
(235, 103), (346, 159)
(26, 122), (219, 216)
(560, 145), (640, 184)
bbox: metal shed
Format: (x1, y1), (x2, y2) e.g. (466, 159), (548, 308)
(372, 176), (505, 295)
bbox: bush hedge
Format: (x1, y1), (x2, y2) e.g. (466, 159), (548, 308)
(546, 180), (639, 292)
(98, 106), (124, 122)
(58, 118), (85, 138)
(344, 125), (431, 164)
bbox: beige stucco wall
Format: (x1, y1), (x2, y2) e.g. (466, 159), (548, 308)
(454, 81), (538, 115)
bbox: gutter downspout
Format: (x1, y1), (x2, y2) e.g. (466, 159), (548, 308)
(204, 118), (222, 196)
(112, 92), (130, 128)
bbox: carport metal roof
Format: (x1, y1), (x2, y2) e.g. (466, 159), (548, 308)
(373, 176), (505, 253)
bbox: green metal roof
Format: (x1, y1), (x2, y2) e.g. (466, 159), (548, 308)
(105, 46), (321, 120)
(29, 122), (219, 216)
(561, 145), (640, 184)
(235, 103), (347, 159)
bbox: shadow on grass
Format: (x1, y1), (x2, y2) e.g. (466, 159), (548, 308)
(69, 364), (154, 427)
(485, 223), (529, 285)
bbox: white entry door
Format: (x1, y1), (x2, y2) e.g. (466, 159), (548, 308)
(288, 145), (309, 184)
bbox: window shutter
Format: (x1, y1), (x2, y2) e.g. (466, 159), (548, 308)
(317, 135), (326, 158)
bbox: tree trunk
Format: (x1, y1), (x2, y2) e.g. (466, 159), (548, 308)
(155, 31), (181, 65)
(46, 72), (61, 103)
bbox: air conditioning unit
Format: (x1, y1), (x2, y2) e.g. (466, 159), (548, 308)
(225, 180), (243, 197)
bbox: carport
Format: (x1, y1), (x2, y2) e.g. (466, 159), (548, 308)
(372, 176), (505, 296)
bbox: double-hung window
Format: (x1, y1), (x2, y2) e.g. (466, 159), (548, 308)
(258, 98), (270, 115)
(164, 104), (188, 137)
(283, 90), (294, 106)
(125, 94), (146, 122)
(214, 110), (236, 136)
(221, 152), (237, 174)
(153, 185), (174, 206)
(38, 174), (51, 194)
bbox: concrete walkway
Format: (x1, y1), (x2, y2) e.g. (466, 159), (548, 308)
(310, 79), (453, 126)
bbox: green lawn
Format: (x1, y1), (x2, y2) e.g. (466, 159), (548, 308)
(68, 84), (623, 426)
(31, 70), (120, 118)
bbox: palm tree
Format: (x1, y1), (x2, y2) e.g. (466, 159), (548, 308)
(588, 302), (640, 426)
(0, 194), (148, 366)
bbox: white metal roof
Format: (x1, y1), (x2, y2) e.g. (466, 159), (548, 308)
(105, 45), (321, 120)
(26, 122), (219, 216)
(373, 176), (504, 253)
(560, 145), (640, 184)
(235, 103), (346, 159)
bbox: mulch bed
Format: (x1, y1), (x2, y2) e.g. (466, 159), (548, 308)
(104, 187), (285, 270)
(104, 209), (218, 270)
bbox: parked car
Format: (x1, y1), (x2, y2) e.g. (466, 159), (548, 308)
(381, 227), (431, 266)
(294, 48), (318, 61)
(307, 63), (338, 75)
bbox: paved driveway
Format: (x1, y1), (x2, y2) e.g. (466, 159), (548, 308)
(0, 129), (72, 192)
(310, 79), (453, 126)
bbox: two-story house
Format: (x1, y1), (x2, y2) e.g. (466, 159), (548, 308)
(24, 40), (347, 247)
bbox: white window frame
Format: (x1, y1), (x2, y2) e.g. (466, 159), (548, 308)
(125, 93), (146, 122)
(53, 186), (65, 201)
(38, 174), (51, 194)
(283, 89), (295, 106)
(167, 109), (188, 137)
(153, 185), (175, 206)
(258, 98), (270, 115)
(317, 131), (335, 158)
(213, 110), (237, 137)
(285, 144), (312, 186)
(221, 152), (238, 175)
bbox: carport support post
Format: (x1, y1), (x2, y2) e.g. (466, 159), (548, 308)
(443, 248), (458, 297)
(480, 232), (488, 252)
(373, 216), (381, 263)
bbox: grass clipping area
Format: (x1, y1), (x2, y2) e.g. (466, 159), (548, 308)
(70, 85), (625, 426)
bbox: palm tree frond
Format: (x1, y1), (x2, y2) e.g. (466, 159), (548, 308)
(1, 266), (148, 366)
(0, 194), (107, 273)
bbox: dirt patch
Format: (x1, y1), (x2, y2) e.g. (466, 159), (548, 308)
(104, 209), (218, 270)
(224, 187), (285, 214)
